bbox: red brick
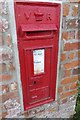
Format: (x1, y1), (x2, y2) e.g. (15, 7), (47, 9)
(65, 85), (69, 91)
(2, 54), (9, 61)
(70, 82), (78, 89)
(75, 31), (80, 40)
(2, 90), (19, 102)
(75, 51), (78, 57)
(6, 34), (12, 47)
(64, 69), (71, 77)
(64, 60), (78, 69)
(61, 53), (66, 61)
(61, 76), (78, 85)
(66, 19), (78, 29)
(0, 105), (2, 111)
(75, 51), (80, 58)
(2, 85), (9, 93)
(60, 89), (78, 99)
(72, 68), (80, 75)
(58, 87), (63, 93)
(2, 112), (8, 118)
(23, 111), (29, 118)
(72, 5), (78, 16)
(63, 4), (70, 17)
(64, 42), (79, 51)
(68, 31), (75, 40)
(62, 32), (68, 40)
(9, 63), (15, 71)
(79, 61), (80, 67)
(0, 74), (12, 82)
(75, 31), (78, 40)
(0, 63), (6, 73)
(68, 52), (74, 59)
(0, 113), (2, 119)
(61, 98), (68, 104)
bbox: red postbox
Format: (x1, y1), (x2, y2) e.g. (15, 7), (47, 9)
(14, 1), (61, 110)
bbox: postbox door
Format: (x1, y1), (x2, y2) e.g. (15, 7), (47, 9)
(18, 38), (55, 109)
(26, 48), (51, 104)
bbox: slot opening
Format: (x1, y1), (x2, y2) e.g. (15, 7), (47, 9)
(25, 30), (54, 39)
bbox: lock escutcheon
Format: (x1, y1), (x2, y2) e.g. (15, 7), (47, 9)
(34, 81), (36, 84)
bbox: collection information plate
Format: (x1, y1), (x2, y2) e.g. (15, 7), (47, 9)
(33, 49), (44, 74)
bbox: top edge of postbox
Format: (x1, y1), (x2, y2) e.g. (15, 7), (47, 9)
(14, 0), (61, 6)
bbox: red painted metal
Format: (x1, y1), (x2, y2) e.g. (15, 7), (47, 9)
(14, 1), (61, 110)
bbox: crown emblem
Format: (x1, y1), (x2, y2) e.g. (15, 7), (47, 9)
(34, 8), (44, 21)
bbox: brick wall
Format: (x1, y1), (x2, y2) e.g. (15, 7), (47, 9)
(0, 1), (20, 118)
(0, 0), (80, 118)
(58, 1), (79, 103)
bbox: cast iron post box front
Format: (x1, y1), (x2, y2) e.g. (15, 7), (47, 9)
(14, 1), (61, 110)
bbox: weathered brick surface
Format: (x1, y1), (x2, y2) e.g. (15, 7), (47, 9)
(6, 34), (12, 47)
(70, 82), (78, 90)
(61, 98), (68, 104)
(60, 90), (78, 99)
(72, 5), (78, 16)
(63, 4), (70, 17)
(0, 105), (2, 112)
(65, 85), (69, 91)
(9, 63), (15, 71)
(0, 74), (12, 82)
(75, 50), (80, 58)
(64, 60), (79, 69)
(64, 69), (72, 77)
(62, 32), (68, 40)
(2, 112), (8, 118)
(62, 31), (76, 40)
(58, 86), (63, 93)
(61, 76), (78, 85)
(60, 53), (66, 61)
(0, 63), (6, 73)
(2, 85), (9, 94)
(0, 1), (20, 118)
(66, 19), (78, 29)
(2, 90), (19, 103)
(64, 42), (79, 51)
(68, 31), (75, 40)
(72, 68), (80, 75)
(68, 52), (75, 60)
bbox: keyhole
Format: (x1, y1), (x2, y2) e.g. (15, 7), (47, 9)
(34, 81), (36, 84)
